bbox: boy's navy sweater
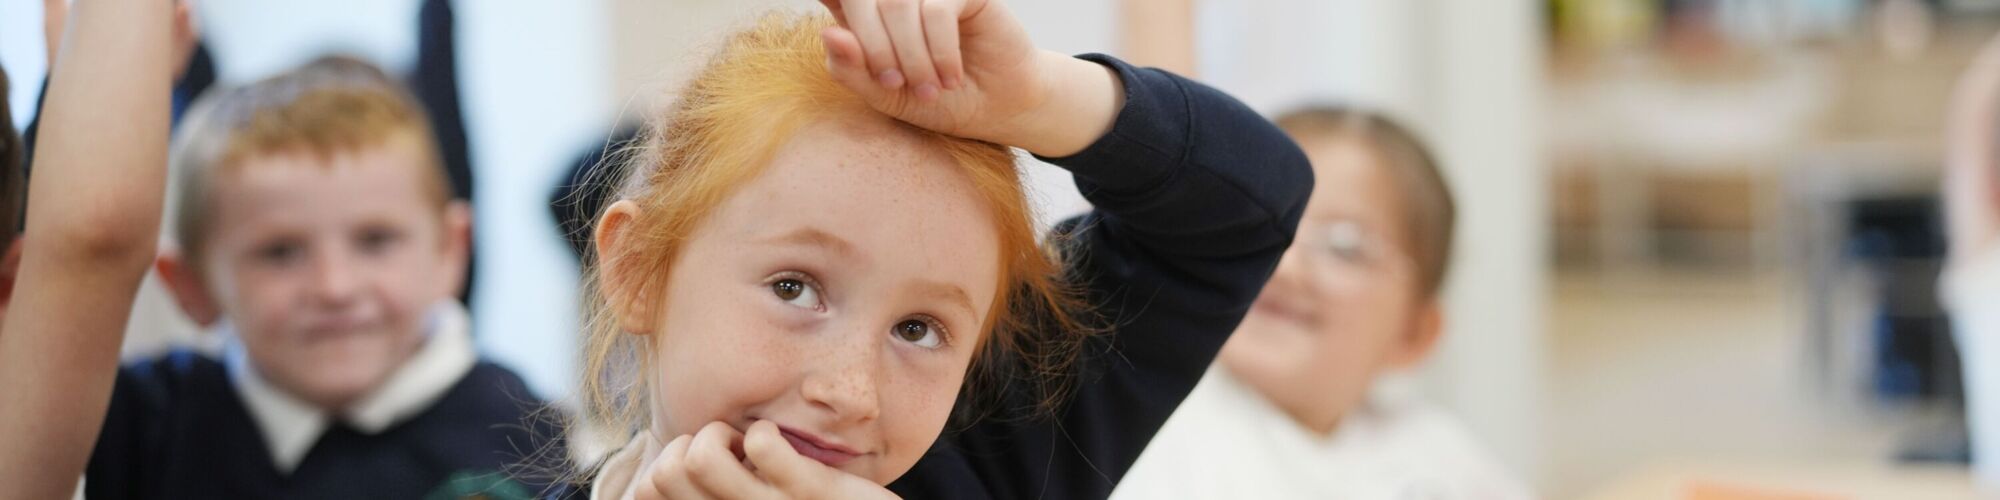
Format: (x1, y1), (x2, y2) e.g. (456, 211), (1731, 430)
(84, 352), (563, 500)
(555, 53), (1313, 499)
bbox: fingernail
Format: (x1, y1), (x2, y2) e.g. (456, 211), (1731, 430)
(915, 83), (939, 101)
(879, 69), (905, 89)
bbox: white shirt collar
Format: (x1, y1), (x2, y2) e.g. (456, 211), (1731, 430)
(588, 434), (650, 500)
(226, 300), (478, 473)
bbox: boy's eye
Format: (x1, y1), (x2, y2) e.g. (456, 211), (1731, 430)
(254, 241), (304, 265)
(892, 318), (945, 349)
(771, 277), (823, 311)
(357, 227), (404, 254)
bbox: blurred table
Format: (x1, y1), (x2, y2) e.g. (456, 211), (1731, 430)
(1580, 458), (1975, 500)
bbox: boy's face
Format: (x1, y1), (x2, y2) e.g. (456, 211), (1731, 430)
(180, 138), (467, 411)
(1217, 136), (1441, 435)
(602, 114), (1001, 485)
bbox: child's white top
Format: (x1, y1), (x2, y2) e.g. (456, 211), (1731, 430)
(1948, 244), (2000, 490)
(1112, 366), (1532, 500)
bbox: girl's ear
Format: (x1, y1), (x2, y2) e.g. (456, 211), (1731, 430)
(156, 249), (221, 326)
(594, 200), (655, 335)
(1389, 301), (1445, 370)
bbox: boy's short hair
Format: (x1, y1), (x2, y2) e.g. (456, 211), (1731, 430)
(1275, 106), (1456, 298)
(0, 65), (24, 245)
(170, 55), (449, 260)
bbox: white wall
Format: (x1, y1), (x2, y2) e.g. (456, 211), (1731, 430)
(1425, 0), (1550, 480)
(455, 0), (612, 400)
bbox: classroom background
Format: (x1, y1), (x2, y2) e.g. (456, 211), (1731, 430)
(3, 0), (1991, 497)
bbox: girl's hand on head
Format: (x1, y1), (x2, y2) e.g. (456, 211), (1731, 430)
(817, 0), (1122, 157)
(742, 420), (902, 500)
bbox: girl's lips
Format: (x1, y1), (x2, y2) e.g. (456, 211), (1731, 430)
(778, 425), (861, 467)
(1251, 295), (1317, 325)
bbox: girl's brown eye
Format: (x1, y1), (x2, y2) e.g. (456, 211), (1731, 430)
(894, 320), (926, 341)
(773, 279), (805, 301)
(892, 318), (945, 349)
(770, 276), (823, 310)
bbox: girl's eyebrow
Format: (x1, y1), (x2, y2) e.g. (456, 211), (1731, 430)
(912, 280), (977, 319)
(759, 227), (859, 258)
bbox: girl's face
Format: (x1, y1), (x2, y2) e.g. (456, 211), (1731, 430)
(605, 114), (1002, 484)
(1217, 137), (1439, 435)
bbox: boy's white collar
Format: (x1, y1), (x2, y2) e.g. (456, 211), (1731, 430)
(224, 300), (478, 474)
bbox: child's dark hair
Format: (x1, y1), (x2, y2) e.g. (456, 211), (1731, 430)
(0, 65), (24, 246)
(1275, 106), (1456, 297)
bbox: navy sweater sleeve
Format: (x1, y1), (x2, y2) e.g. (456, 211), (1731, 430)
(886, 54), (1312, 499)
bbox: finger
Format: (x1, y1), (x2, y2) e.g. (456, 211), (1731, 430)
(822, 26), (885, 100)
(838, 0), (904, 89)
(174, 1), (197, 38)
(818, 0), (849, 29)
(43, 0), (71, 62)
(169, 3), (194, 77)
(878, 0), (939, 99)
(686, 422), (776, 499)
(743, 420), (827, 489)
(921, 0), (964, 90)
(644, 434), (711, 500)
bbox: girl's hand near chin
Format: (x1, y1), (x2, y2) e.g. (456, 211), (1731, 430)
(623, 421), (899, 500)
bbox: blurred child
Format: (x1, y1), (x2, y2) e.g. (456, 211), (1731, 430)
(566, 1), (1311, 498)
(79, 57), (558, 499)
(1112, 107), (1532, 499)
(1945, 33), (2000, 492)
(0, 1), (178, 498)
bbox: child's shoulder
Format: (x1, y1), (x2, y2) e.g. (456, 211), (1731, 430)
(114, 350), (232, 408)
(417, 358), (563, 439)
(442, 359), (546, 410)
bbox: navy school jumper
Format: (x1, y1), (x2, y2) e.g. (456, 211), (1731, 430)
(83, 353), (563, 500)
